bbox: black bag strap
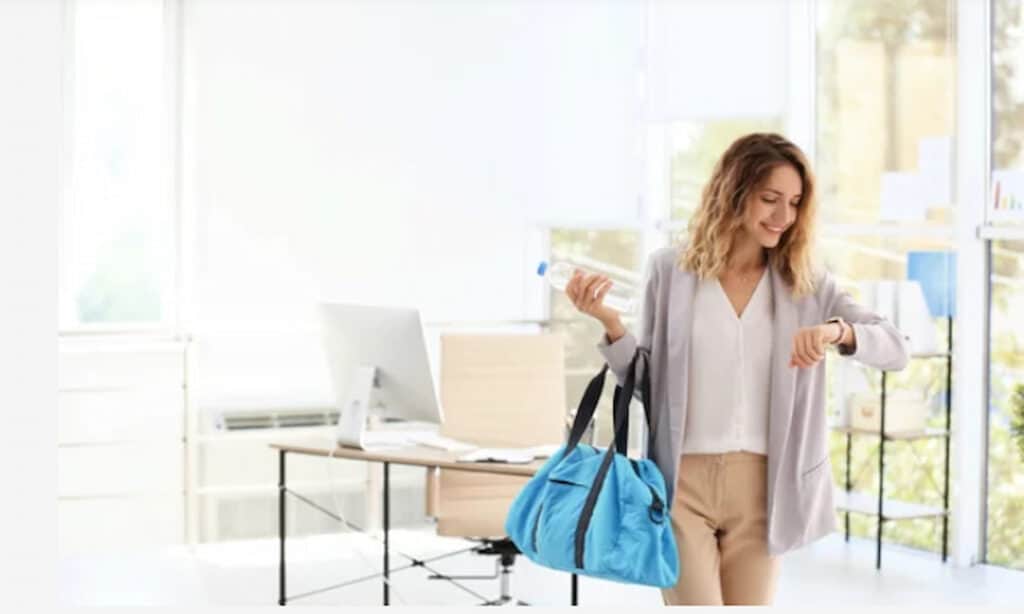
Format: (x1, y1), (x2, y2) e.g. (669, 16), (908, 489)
(611, 348), (652, 455)
(573, 349), (663, 569)
(564, 363), (608, 454)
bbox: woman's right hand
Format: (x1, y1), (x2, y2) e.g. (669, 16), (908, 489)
(565, 269), (624, 333)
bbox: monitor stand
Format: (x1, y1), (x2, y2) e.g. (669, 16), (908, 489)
(335, 365), (375, 449)
(335, 366), (408, 450)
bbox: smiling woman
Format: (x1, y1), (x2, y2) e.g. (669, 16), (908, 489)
(681, 133), (819, 301)
(566, 132), (910, 605)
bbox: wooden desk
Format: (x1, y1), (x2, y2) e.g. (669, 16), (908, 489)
(270, 440), (577, 606)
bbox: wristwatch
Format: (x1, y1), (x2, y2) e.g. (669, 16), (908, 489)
(825, 316), (847, 345)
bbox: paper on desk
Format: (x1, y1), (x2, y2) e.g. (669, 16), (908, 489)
(405, 432), (478, 452)
(456, 444), (561, 464)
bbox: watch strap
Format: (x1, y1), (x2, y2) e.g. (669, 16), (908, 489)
(826, 316), (845, 344)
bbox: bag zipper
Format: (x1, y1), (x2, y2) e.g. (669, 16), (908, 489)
(548, 478), (587, 487)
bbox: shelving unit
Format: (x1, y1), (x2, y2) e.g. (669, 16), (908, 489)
(831, 316), (953, 569)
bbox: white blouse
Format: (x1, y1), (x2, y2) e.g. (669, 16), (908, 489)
(681, 269), (774, 456)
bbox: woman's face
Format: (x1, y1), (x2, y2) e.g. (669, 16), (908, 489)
(740, 163), (802, 249)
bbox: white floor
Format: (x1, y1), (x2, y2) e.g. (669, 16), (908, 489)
(58, 525), (1023, 607)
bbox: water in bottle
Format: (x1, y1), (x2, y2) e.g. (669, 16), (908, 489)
(537, 258), (638, 314)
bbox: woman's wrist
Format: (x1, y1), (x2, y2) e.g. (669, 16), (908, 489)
(824, 320), (852, 346)
(827, 322), (843, 344)
(602, 318), (626, 344)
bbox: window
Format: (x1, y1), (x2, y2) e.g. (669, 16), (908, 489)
(816, 0), (955, 228)
(61, 0), (173, 331)
(987, 0), (1024, 572)
(987, 240), (1024, 570)
(816, 0), (957, 558)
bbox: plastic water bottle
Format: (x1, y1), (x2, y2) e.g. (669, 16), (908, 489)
(537, 258), (638, 314)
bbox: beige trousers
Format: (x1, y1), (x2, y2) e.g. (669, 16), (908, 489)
(660, 451), (781, 606)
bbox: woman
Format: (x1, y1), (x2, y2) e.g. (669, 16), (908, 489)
(565, 133), (910, 605)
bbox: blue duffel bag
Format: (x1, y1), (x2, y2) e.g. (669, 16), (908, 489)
(504, 349), (679, 588)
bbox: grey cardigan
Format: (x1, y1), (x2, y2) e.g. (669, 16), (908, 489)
(596, 245), (910, 556)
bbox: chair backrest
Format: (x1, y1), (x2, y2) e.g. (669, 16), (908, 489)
(427, 333), (566, 538)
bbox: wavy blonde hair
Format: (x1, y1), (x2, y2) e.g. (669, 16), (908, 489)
(678, 132), (819, 299)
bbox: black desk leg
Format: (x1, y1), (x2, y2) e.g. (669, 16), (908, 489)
(278, 449), (287, 606)
(844, 432), (851, 542)
(571, 573), (578, 605)
(877, 371), (886, 570)
(383, 461), (390, 606)
(942, 316), (952, 563)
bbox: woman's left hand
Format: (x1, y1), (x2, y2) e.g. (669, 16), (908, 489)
(789, 324), (834, 368)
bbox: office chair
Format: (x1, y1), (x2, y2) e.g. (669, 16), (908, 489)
(425, 333), (566, 606)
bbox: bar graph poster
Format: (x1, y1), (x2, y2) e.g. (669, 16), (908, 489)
(990, 169), (1024, 222)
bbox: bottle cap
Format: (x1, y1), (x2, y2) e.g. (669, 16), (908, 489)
(536, 261), (548, 276)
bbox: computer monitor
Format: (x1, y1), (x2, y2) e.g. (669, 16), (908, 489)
(317, 302), (443, 449)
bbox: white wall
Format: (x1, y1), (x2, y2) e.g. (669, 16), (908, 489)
(184, 0), (646, 331)
(647, 0), (789, 121)
(182, 0), (650, 410)
(57, 342), (187, 554)
(0, 0), (64, 598)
